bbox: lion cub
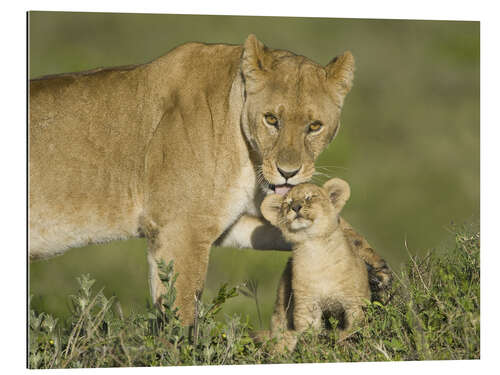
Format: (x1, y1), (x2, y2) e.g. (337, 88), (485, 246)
(260, 178), (371, 351)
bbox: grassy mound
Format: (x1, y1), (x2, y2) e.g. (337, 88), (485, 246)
(28, 225), (479, 368)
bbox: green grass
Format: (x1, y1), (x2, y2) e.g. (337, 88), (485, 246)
(28, 224), (479, 368)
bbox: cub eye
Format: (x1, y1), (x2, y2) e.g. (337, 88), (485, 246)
(308, 121), (323, 133)
(264, 113), (279, 128)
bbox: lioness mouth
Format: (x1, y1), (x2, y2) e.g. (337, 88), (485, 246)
(271, 184), (294, 196)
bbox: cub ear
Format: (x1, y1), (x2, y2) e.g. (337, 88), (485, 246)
(323, 178), (351, 212)
(325, 51), (355, 106)
(241, 34), (271, 90)
(260, 194), (283, 227)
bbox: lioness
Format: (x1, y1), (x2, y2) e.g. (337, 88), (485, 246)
(260, 179), (371, 351)
(29, 34), (390, 324)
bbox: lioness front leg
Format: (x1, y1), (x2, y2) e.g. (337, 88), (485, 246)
(215, 214), (291, 250)
(144, 220), (215, 325)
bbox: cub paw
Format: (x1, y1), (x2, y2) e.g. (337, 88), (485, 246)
(367, 263), (392, 291)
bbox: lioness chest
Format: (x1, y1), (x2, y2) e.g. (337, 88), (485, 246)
(217, 157), (260, 231)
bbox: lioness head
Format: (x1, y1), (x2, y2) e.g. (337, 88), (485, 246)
(239, 34), (355, 195)
(261, 178), (350, 242)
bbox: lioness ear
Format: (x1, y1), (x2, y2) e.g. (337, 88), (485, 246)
(241, 34), (271, 90)
(260, 194), (283, 227)
(325, 51), (355, 106)
(323, 178), (351, 212)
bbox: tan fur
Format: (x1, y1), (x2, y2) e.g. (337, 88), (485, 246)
(29, 34), (388, 325)
(261, 179), (371, 352)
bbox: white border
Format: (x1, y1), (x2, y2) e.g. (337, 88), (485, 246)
(22, 0), (485, 20)
(2, 1), (499, 374)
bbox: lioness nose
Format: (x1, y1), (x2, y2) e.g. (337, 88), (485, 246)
(277, 166), (300, 180)
(291, 202), (302, 213)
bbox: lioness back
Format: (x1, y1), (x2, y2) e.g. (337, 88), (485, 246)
(29, 42), (244, 259)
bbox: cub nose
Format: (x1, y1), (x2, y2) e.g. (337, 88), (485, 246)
(277, 166), (301, 180)
(291, 202), (302, 213)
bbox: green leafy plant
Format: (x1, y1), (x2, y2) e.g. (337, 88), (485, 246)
(28, 225), (479, 368)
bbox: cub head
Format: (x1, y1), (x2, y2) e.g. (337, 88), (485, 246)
(239, 34), (355, 196)
(260, 178), (351, 243)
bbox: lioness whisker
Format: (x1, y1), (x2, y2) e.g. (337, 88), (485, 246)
(255, 166), (268, 187)
(316, 165), (349, 171)
(313, 171), (332, 178)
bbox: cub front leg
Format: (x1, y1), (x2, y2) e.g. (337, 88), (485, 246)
(272, 292), (321, 352)
(291, 292), (322, 352)
(293, 295), (322, 332)
(142, 217), (216, 326)
(270, 258), (294, 334)
(338, 304), (364, 342)
(339, 218), (392, 290)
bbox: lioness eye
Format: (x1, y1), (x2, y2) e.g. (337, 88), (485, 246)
(264, 113), (279, 128)
(308, 121), (323, 132)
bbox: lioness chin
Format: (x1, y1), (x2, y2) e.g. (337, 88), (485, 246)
(29, 34), (390, 324)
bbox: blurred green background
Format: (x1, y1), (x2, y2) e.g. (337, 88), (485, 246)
(28, 12), (479, 328)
